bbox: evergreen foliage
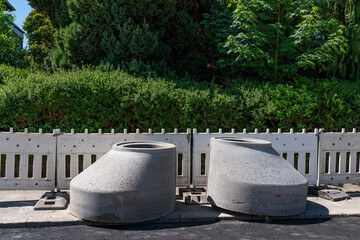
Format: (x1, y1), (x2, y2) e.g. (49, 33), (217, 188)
(0, 0), (27, 67)
(327, 0), (360, 80)
(163, 0), (209, 60)
(26, 0), (213, 73)
(23, 10), (57, 70)
(200, 0), (359, 81)
(1, 64), (359, 133)
(27, 0), (71, 28)
(198, 1), (238, 82)
(28, 0), (178, 68)
(24, 0), (359, 81)
(225, 0), (347, 81)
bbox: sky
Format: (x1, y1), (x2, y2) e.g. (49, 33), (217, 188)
(9, 0), (33, 47)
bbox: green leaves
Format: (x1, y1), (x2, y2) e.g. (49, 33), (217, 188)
(1, 64), (359, 133)
(223, 0), (352, 81)
(35, 0), (177, 68)
(23, 10), (57, 70)
(27, 0), (71, 28)
(128, 23), (158, 59)
(0, 0), (28, 67)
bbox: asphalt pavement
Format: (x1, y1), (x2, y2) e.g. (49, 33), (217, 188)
(1, 217), (360, 240)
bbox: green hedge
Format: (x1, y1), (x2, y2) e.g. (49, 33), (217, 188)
(0, 65), (359, 133)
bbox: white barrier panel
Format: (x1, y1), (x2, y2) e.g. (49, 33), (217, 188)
(56, 129), (191, 189)
(0, 129), (56, 190)
(193, 128), (319, 187)
(319, 129), (360, 184)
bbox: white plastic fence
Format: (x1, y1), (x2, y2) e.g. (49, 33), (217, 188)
(56, 129), (191, 190)
(318, 129), (360, 184)
(192, 128), (319, 187)
(0, 129), (56, 190)
(2, 128), (360, 190)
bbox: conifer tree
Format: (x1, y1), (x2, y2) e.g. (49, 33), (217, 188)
(23, 10), (57, 69)
(328, 0), (360, 80)
(27, 0), (212, 70)
(28, 0), (176, 68)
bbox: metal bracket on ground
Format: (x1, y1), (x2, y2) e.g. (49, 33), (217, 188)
(318, 189), (350, 201)
(308, 186), (350, 201)
(179, 188), (209, 205)
(34, 192), (70, 210)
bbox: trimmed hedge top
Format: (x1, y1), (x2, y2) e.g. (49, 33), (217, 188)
(0, 65), (359, 133)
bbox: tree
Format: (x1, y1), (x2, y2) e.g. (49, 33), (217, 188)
(327, 0), (360, 80)
(0, 0), (27, 67)
(163, 0), (210, 61)
(197, 1), (239, 81)
(26, 0), (213, 72)
(225, 0), (348, 81)
(27, 0), (70, 28)
(27, 0), (177, 68)
(23, 10), (57, 69)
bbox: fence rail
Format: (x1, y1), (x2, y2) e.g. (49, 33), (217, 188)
(1, 128), (360, 190)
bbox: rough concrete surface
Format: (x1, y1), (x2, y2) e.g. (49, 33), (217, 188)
(0, 184), (360, 226)
(207, 137), (308, 216)
(70, 141), (177, 223)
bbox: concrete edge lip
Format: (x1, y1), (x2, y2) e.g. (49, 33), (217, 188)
(113, 141), (176, 152)
(211, 137), (272, 148)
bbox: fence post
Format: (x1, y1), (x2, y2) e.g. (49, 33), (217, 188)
(316, 128), (323, 186)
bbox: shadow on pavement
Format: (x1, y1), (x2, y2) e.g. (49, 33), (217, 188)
(0, 220), (219, 230)
(211, 200), (330, 225)
(260, 218), (331, 225)
(0, 200), (37, 208)
(88, 221), (219, 231)
(347, 191), (360, 197)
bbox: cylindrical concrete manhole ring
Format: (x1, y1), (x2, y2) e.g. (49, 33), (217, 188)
(70, 141), (177, 223)
(207, 137), (308, 216)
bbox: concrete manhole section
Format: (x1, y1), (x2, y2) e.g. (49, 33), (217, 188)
(206, 137), (308, 216)
(70, 141), (176, 223)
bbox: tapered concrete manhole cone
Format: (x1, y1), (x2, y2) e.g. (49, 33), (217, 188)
(207, 137), (308, 216)
(70, 141), (176, 223)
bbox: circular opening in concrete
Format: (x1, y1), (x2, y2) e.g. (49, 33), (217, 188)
(120, 143), (162, 149)
(114, 141), (176, 151)
(213, 137), (271, 147)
